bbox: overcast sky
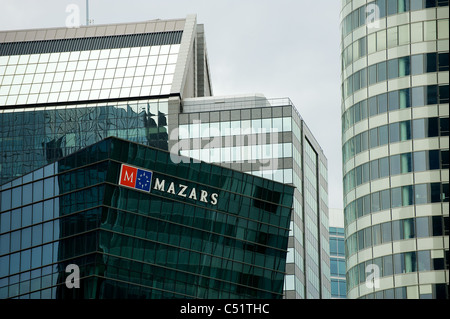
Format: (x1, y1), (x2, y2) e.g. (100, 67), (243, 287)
(0, 0), (344, 210)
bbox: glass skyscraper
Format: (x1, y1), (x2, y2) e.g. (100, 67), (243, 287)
(1, 14), (330, 299)
(0, 14), (211, 185)
(340, 0), (449, 298)
(174, 95), (331, 299)
(0, 137), (294, 298)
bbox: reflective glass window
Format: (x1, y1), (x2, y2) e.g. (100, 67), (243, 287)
(378, 93), (388, 114)
(388, 59), (399, 79)
(381, 221), (392, 242)
(389, 90), (399, 110)
(378, 62), (387, 82)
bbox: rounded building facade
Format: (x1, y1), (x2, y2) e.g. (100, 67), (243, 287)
(340, 0), (449, 298)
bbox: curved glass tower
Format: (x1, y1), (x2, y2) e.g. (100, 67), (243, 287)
(340, 0), (449, 298)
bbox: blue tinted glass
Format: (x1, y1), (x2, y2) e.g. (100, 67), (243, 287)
(392, 187), (402, 207)
(369, 96), (378, 116)
(390, 122), (400, 143)
(378, 62), (387, 82)
(0, 211), (10, 233)
(411, 54), (424, 75)
(390, 155), (401, 175)
(411, 0), (424, 10)
(379, 125), (389, 145)
(388, 59), (399, 79)
(389, 91), (399, 110)
(413, 119), (426, 139)
(388, 0), (398, 15)
(369, 65), (377, 85)
(1, 190), (11, 212)
(378, 93), (388, 113)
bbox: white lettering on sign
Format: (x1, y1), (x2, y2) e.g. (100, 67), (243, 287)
(153, 177), (219, 206)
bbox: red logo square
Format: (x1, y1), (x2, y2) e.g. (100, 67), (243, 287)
(119, 164), (138, 188)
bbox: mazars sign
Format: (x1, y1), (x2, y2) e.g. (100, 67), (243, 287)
(118, 164), (219, 206)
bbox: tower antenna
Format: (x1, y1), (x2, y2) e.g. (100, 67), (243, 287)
(86, 0), (90, 25)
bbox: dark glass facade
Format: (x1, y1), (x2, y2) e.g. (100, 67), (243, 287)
(0, 137), (294, 299)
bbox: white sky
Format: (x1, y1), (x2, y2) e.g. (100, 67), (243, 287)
(0, 0), (344, 210)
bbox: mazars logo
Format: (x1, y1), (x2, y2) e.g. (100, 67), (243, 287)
(118, 164), (219, 206)
(119, 164), (153, 192)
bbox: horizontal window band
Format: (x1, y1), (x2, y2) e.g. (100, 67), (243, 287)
(0, 31), (183, 57)
(0, 92), (181, 110)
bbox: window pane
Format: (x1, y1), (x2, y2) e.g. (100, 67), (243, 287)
(413, 119), (426, 139)
(381, 189), (391, 210)
(426, 52), (437, 72)
(398, 24), (410, 45)
(418, 250), (431, 271)
(411, 54), (424, 75)
(391, 187), (402, 208)
(398, 56), (410, 76)
(388, 90), (399, 110)
(390, 154), (401, 175)
(414, 151), (427, 171)
(378, 93), (388, 113)
(411, 22), (423, 42)
(388, 59), (399, 79)
(369, 96), (378, 116)
(400, 121), (411, 141)
(379, 125), (389, 145)
(424, 21), (437, 41)
(401, 153), (413, 173)
(389, 122), (400, 143)
(383, 255), (393, 276)
(382, 221), (392, 242)
(416, 217), (430, 237)
(379, 157), (390, 178)
(403, 185), (413, 205)
(387, 27), (398, 48)
(371, 159), (380, 179)
(399, 88), (411, 108)
(378, 61), (387, 81)
(370, 128), (379, 148)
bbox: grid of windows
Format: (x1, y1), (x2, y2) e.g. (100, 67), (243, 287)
(342, 116), (448, 163)
(342, 84), (449, 133)
(343, 149), (448, 194)
(0, 98), (169, 185)
(342, 52), (448, 98)
(345, 182), (448, 225)
(0, 137), (294, 299)
(347, 252), (448, 298)
(342, 19), (449, 70)
(341, 0), (447, 38)
(177, 97), (330, 299)
(329, 226), (346, 299)
(0, 44), (180, 106)
(346, 215), (449, 256)
(178, 117), (292, 138)
(341, 0), (449, 299)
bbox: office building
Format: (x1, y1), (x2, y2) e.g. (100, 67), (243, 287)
(0, 14), (212, 185)
(340, 0), (449, 298)
(175, 94), (331, 299)
(0, 15), (330, 298)
(0, 137), (294, 298)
